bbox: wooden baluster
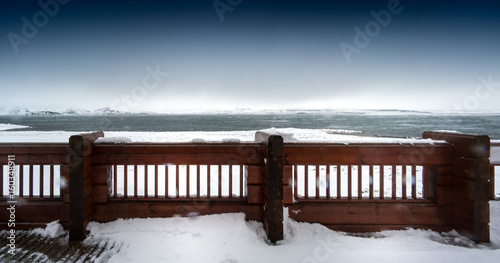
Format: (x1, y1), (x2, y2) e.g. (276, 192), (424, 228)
(50, 165), (54, 198)
(293, 165), (298, 199)
(144, 165), (148, 197)
(0, 165), (3, 197)
(315, 165), (319, 199)
(113, 165), (118, 198)
(304, 165), (309, 199)
(40, 165), (44, 197)
(392, 165), (396, 199)
(411, 165), (416, 199)
(240, 165), (244, 197)
(207, 165), (211, 197)
(379, 165), (384, 199)
(229, 165), (233, 198)
(218, 165), (222, 198)
(155, 165), (159, 198)
(402, 165), (407, 199)
(197, 165), (201, 198)
(369, 165), (374, 199)
(124, 165), (128, 197)
(134, 164), (138, 198)
(326, 165), (331, 199)
(336, 165), (341, 199)
(357, 165), (362, 199)
(186, 165), (190, 197)
(20, 165), (25, 197)
(347, 165), (352, 199)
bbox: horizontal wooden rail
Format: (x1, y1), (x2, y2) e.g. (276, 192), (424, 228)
(283, 143), (454, 165)
(92, 143), (264, 165)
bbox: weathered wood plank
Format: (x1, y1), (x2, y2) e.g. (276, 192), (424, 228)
(455, 157), (490, 180)
(283, 144), (454, 165)
(453, 198), (489, 223)
(92, 200), (251, 222)
(0, 202), (69, 224)
(423, 131), (490, 158)
(247, 185), (263, 204)
(288, 202), (452, 226)
(93, 143), (262, 153)
(0, 144), (68, 155)
(92, 153), (263, 165)
(454, 177), (490, 201)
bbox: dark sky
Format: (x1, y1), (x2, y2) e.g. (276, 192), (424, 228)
(1, 0), (500, 112)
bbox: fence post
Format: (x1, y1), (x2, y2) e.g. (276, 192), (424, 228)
(423, 131), (490, 243)
(264, 135), (284, 244)
(68, 131), (103, 241)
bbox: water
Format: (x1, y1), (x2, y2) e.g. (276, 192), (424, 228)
(1, 112), (500, 139)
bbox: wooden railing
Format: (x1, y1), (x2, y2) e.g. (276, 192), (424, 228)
(107, 164), (247, 199)
(0, 144), (67, 199)
(0, 131), (494, 244)
(92, 143), (263, 201)
(283, 143), (455, 203)
(491, 142), (500, 200)
(0, 143), (69, 229)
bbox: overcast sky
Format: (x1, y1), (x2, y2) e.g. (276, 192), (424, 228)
(1, 0), (500, 112)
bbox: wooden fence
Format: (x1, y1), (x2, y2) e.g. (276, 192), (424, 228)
(491, 142), (500, 200)
(0, 143), (69, 229)
(0, 131), (495, 243)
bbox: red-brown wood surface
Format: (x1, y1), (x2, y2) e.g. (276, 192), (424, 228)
(283, 144), (453, 165)
(0, 144), (68, 156)
(288, 201), (452, 229)
(92, 143), (264, 166)
(92, 200), (256, 222)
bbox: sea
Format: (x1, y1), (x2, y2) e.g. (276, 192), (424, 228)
(1, 111), (500, 140)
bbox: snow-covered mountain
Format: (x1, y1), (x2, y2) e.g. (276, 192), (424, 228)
(0, 107), (132, 116)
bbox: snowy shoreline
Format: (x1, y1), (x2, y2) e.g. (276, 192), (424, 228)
(0, 128), (444, 144)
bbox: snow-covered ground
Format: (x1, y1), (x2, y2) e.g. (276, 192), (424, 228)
(22, 202), (499, 263)
(0, 123), (29, 131)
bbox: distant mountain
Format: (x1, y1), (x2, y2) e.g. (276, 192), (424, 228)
(63, 108), (91, 115)
(0, 107), (133, 116)
(92, 107), (130, 115)
(25, 111), (62, 116)
(0, 107), (31, 115)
